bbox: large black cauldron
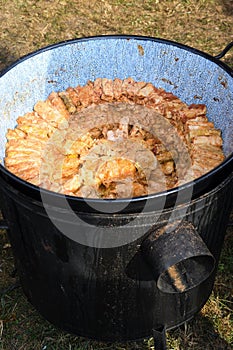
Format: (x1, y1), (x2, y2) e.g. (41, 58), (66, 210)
(0, 36), (232, 348)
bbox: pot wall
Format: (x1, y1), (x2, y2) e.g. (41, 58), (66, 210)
(0, 173), (232, 341)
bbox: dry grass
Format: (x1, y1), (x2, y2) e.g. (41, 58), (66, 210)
(0, 0), (233, 349)
(0, 0), (233, 71)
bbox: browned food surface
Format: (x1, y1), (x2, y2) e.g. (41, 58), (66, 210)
(4, 78), (225, 198)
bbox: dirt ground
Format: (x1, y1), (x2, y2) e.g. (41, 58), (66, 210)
(0, 1), (233, 349)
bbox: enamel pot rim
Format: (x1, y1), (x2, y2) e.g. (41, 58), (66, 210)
(0, 35), (232, 214)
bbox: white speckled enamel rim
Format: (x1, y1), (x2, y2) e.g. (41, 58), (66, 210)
(0, 35), (232, 210)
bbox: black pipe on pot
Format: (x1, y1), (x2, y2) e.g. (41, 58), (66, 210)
(141, 221), (215, 294)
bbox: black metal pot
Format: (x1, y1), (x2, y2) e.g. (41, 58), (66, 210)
(0, 36), (232, 348)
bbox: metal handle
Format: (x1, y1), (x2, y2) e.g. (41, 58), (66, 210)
(215, 42), (233, 60)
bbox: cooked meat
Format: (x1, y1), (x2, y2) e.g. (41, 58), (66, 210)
(4, 78), (225, 198)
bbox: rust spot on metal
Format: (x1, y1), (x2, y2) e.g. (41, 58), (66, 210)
(167, 265), (186, 292)
(193, 95), (203, 100)
(218, 75), (228, 88)
(161, 78), (178, 89)
(137, 44), (144, 56)
(47, 80), (57, 84)
(221, 80), (228, 88)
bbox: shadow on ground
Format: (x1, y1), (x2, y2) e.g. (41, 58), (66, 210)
(220, 0), (233, 16)
(169, 313), (232, 350)
(0, 46), (17, 72)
